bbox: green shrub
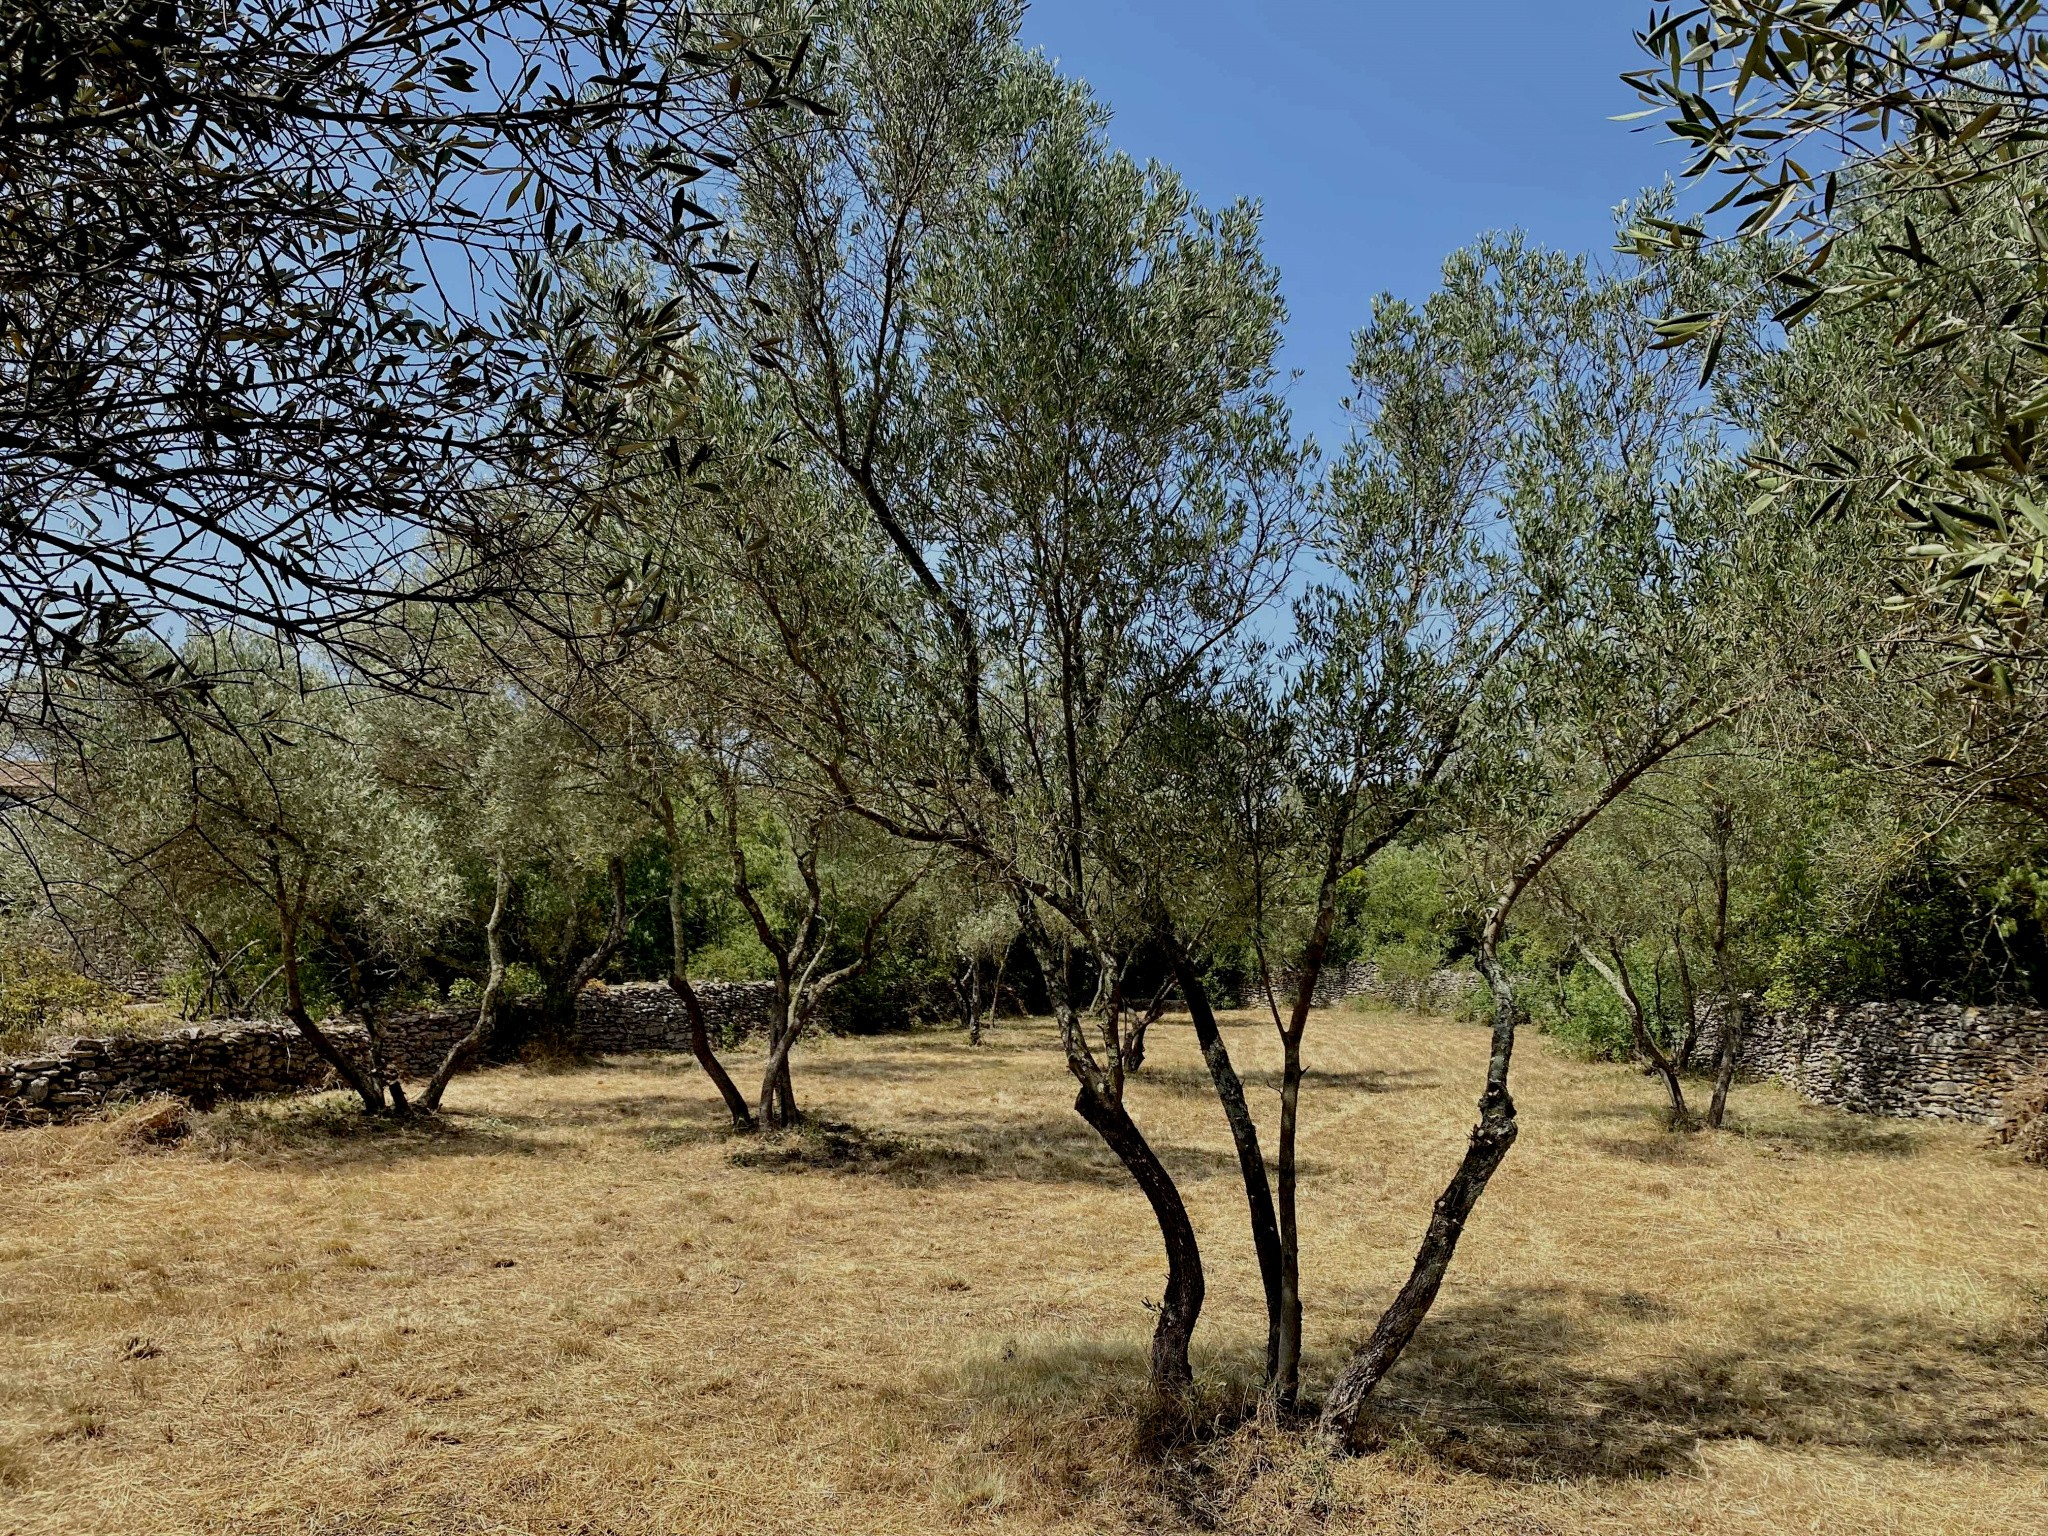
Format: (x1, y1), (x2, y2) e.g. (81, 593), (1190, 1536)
(1524, 963), (1636, 1061)
(0, 944), (114, 1055)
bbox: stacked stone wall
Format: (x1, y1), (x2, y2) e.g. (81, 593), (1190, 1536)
(1693, 999), (2048, 1124)
(572, 981), (774, 1053)
(0, 1013), (472, 1123)
(1318, 967), (2048, 1125)
(1305, 960), (1483, 1015)
(0, 983), (777, 1125)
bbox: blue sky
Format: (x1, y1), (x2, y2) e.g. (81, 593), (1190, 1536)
(1017, 0), (1676, 449)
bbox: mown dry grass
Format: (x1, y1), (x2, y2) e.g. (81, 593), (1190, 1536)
(1, 1007), (2044, 1534)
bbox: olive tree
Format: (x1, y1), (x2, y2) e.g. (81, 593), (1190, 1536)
(635, 0), (1306, 1400)
(1175, 237), (1558, 1410)
(371, 657), (647, 1112)
(1315, 264), (1815, 1441)
(24, 643), (463, 1113)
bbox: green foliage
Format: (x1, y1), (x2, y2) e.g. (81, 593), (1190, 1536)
(0, 942), (112, 1055)
(1627, 3), (2048, 645)
(1332, 845), (1465, 972)
(1763, 849), (2048, 1009)
(1521, 957), (1637, 1063)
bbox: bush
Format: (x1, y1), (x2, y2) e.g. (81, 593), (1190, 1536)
(1525, 963), (1636, 1061)
(1333, 845), (1466, 972)
(0, 944), (114, 1055)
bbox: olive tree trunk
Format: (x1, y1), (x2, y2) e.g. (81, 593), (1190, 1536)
(1583, 941), (1689, 1125)
(1708, 994), (1745, 1128)
(419, 854), (512, 1113)
(273, 862), (387, 1114)
(1169, 945), (1283, 1386)
(1320, 704), (1745, 1446)
(1066, 1010), (1205, 1401)
(1319, 938), (1521, 1438)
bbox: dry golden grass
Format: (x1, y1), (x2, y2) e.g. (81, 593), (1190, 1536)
(1, 1007), (2044, 1535)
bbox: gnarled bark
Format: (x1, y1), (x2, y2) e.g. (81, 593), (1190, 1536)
(1320, 943), (1520, 1439)
(1069, 1036), (1205, 1400)
(1321, 701), (1748, 1446)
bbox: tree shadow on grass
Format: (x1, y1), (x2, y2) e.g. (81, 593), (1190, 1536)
(1582, 1131), (1716, 1166)
(1337, 1283), (2048, 1481)
(941, 1329), (1271, 1508)
(728, 1116), (992, 1182)
(1138, 1064), (1442, 1101)
(491, 1090), (732, 1134)
(189, 1093), (545, 1168)
(722, 1106), (1246, 1189)
(1723, 1111), (1926, 1159)
(1563, 1099), (1927, 1162)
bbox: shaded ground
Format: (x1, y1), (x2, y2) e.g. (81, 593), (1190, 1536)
(0, 1009), (2043, 1534)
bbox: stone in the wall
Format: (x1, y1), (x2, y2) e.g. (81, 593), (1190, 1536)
(572, 980), (775, 1054)
(1298, 960), (1483, 1015)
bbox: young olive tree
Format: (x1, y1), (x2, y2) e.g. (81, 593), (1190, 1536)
(637, 0), (1305, 1400)
(26, 643), (462, 1114)
(1315, 248), (1815, 1439)
(1525, 812), (1704, 1127)
(1143, 234), (1770, 1415)
(370, 657), (647, 1112)
(702, 753), (926, 1131)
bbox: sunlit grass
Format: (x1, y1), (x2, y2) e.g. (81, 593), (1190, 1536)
(0, 1011), (2042, 1534)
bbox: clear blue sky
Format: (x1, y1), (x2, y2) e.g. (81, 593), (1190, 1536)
(1017, 0), (1674, 449)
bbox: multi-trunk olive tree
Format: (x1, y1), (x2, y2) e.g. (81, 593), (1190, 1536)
(628, 0), (1307, 1402)
(697, 754), (928, 1132)
(20, 642), (463, 1114)
(1163, 237), (1561, 1412)
(1136, 231), (1788, 1418)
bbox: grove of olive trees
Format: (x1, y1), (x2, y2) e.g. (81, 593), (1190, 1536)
(3, 2), (2047, 1530)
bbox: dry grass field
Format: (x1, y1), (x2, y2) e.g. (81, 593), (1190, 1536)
(1, 1006), (2044, 1536)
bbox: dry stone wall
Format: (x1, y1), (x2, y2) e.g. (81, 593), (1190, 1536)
(1324, 965), (2048, 1125)
(572, 980), (773, 1053)
(0, 983), (777, 1125)
(1693, 1000), (2048, 1124)
(0, 1013), (468, 1123)
(1306, 960), (1484, 1015)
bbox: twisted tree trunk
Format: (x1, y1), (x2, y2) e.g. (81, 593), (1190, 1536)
(1320, 702), (1746, 1445)
(419, 855), (512, 1113)
(1171, 946), (1283, 1386)
(670, 972), (755, 1133)
(757, 984), (804, 1131)
(1320, 941), (1521, 1439)
(274, 865), (386, 1114)
(1069, 1048), (1205, 1401)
